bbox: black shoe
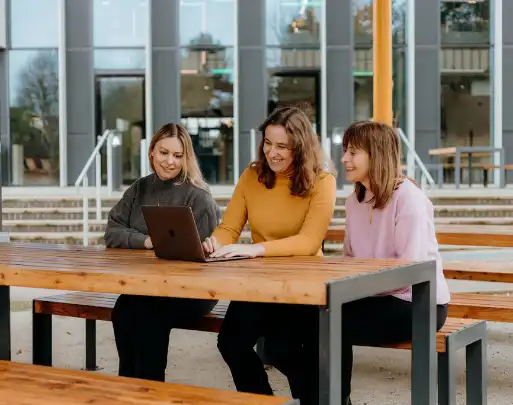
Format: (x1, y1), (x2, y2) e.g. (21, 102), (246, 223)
(343, 397), (352, 405)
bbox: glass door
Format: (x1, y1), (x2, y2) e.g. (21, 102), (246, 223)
(95, 75), (145, 184)
(268, 71), (320, 135)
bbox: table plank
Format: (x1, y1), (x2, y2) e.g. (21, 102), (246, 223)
(0, 243), (412, 305)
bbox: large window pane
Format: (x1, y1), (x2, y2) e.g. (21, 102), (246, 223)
(94, 49), (145, 70)
(440, 0), (490, 45)
(180, 48), (234, 185)
(10, 0), (58, 48)
(180, 0), (235, 46)
(9, 50), (59, 185)
(266, 0), (322, 47)
(353, 48), (406, 129)
(93, 0), (149, 47)
(354, 0), (406, 45)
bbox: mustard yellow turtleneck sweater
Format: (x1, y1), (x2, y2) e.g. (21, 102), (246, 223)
(212, 166), (337, 257)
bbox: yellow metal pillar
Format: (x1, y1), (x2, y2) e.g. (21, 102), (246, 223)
(373, 0), (393, 125)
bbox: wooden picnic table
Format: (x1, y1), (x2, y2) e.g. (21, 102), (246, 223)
(324, 225), (513, 248)
(0, 242), (438, 405)
(428, 146), (506, 188)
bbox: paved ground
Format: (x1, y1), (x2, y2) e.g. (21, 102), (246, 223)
(7, 248), (513, 404)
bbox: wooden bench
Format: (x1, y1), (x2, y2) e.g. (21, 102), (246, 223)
(33, 292), (229, 370)
(33, 293), (487, 405)
(0, 360), (296, 405)
(449, 293), (513, 322)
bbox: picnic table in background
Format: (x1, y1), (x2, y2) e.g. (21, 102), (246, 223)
(428, 146), (509, 188)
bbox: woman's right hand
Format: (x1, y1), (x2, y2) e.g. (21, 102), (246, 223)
(202, 236), (221, 255)
(144, 237), (153, 249)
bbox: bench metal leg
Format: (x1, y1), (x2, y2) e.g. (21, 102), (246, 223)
(466, 337), (487, 405)
(438, 351), (456, 405)
(0, 286), (10, 361)
(32, 310), (52, 366)
(85, 319), (97, 371)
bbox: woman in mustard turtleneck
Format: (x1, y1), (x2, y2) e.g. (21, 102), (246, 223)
(202, 105), (336, 402)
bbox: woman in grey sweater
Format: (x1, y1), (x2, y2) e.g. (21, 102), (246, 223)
(104, 123), (220, 382)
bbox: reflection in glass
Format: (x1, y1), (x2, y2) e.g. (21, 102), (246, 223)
(95, 76), (145, 184)
(353, 48), (406, 128)
(266, 0), (322, 47)
(440, 1), (490, 44)
(9, 50), (60, 185)
(180, 48), (234, 185)
(93, 0), (149, 47)
(10, 0), (58, 48)
(353, 0), (406, 44)
(94, 49), (146, 70)
(180, 0), (235, 46)
(266, 48), (320, 133)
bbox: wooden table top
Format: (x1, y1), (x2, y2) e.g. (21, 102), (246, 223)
(325, 225), (513, 247)
(428, 147), (493, 157)
(0, 243), (413, 306)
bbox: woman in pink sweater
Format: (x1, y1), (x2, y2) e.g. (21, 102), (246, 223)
(264, 120), (451, 405)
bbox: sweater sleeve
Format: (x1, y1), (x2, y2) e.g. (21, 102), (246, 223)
(104, 183), (147, 249)
(394, 190), (431, 261)
(261, 174), (337, 256)
(211, 169), (249, 245)
(191, 191), (222, 242)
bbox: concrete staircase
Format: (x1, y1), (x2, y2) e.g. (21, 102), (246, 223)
(2, 195), (513, 245)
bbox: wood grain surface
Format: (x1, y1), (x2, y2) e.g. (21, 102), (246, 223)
(325, 225), (513, 247)
(0, 243), (413, 305)
(449, 293), (513, 323)
(0, 361), (292, 405)
(443, 260), (513, 283)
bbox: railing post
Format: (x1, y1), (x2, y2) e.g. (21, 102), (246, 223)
(95, 135), (102, 220)
(0, 142), (8, 243)
(250, 129), (256, 161)
(82, 175), (89, 246)
(106, 131), (113, 196)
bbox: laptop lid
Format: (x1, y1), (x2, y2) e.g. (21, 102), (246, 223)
(142, 205), (208, 262)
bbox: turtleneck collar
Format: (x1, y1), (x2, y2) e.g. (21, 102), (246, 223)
(153, 172), (181, 187)
(275, 165), (294, 180)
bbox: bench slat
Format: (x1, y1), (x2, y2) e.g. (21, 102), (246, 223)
(0, 361), (293, 405)
(449, 293), (513, 323)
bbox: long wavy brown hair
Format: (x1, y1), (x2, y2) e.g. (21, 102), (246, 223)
(251, 105), (333, 197)
(342, 120), (407, 209)
(148, 123), (209, 191)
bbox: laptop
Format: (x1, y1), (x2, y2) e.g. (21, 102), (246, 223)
(141, 205), (250, 263)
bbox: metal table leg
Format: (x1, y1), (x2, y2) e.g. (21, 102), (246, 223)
(411, 279), (437, 405)
(318, 305), (341, 405)
(0, 285), (10, 361)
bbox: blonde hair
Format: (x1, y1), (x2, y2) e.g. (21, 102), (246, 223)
(342, 120), (406, 209)
(148, 123), (209, 191)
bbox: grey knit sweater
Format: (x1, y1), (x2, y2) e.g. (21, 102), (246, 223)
(104, 174), (220, 249)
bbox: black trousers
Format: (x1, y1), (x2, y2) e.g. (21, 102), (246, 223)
(264, 295), (449, 405)
(111, 294), (217, 381)
(217, 301), (316, 397)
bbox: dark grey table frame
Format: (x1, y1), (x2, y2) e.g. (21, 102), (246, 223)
(0, 258), (439, 405)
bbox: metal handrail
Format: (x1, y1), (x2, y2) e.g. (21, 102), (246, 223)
(75, 129), (117, 246)
(396, 128), (436, 190)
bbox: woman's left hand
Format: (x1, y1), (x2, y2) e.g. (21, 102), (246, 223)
(208, 243), (265, 259)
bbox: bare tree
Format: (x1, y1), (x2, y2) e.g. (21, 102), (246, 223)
(13, 51), (59, 164)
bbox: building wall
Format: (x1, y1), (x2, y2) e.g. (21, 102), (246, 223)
(0, 0), (506, 187)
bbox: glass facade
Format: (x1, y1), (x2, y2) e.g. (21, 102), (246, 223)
(440, 0), (491, 181)
(1, 0), (507, 187)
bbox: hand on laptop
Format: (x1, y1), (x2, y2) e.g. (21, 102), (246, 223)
(202, 236), (221, 255)
(207, 243), (265, 259)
